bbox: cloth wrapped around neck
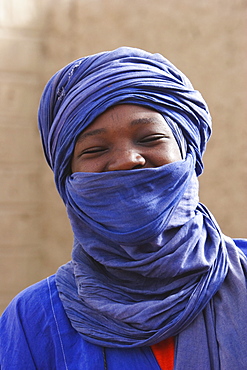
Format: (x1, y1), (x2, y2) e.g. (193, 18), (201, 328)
(38, 47), (247, 368)
(56, 152), (229, 348)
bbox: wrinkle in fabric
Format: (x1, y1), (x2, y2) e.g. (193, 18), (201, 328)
(38, 47), (211, 201)
(56, 154), (229, 347)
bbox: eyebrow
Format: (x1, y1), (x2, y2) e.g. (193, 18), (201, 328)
(76, 117), (159, 142)
(76, 128), (107, 143)
(130, 117), (158, 126)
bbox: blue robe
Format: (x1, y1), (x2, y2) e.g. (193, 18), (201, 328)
(0, 239), (246, 370)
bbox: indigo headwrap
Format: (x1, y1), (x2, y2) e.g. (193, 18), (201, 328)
(38, 47), (247, 369)
(38, 47), (210, 201)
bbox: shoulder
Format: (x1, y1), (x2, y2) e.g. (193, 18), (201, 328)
(233, 238), (247, 257)
(0, 275), (72, 369)
(2, 275), (57, 319)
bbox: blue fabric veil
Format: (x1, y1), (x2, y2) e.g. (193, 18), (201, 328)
(38, 47), (247, 369)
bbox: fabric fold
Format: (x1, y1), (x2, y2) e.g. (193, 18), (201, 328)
(56, 156), (229, 347)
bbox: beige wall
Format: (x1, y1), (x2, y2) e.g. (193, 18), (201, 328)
(0, 0), (246, 313)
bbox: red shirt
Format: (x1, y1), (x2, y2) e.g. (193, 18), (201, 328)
(151, 337), (175, 370)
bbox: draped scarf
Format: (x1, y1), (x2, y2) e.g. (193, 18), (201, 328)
(38, 47), (247, 368)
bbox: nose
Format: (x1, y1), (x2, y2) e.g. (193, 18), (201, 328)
(107, 149), (146, 171)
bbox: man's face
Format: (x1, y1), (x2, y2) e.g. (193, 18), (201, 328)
(71, 104), (182, 173)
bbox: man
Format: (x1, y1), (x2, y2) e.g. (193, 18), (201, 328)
(1, 47), (247, 369)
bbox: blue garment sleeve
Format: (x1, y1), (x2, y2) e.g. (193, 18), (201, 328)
(234, 238), (247, 257)
(0, 299), (37, 369)
(0, 276), (68, 369)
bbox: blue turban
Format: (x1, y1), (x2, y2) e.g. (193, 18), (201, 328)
(38, 47), (247, 369)
(38, 46), (211, 202)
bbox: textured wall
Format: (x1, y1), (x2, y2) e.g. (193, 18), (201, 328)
(0, 0), (246, 313)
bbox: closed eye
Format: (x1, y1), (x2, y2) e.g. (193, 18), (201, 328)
(79, 147), (108, 156)
(139, 134), (168, 143)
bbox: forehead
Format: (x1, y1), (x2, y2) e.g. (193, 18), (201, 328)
(94, 104), (163, 123)
(76, 104), (172, 142)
